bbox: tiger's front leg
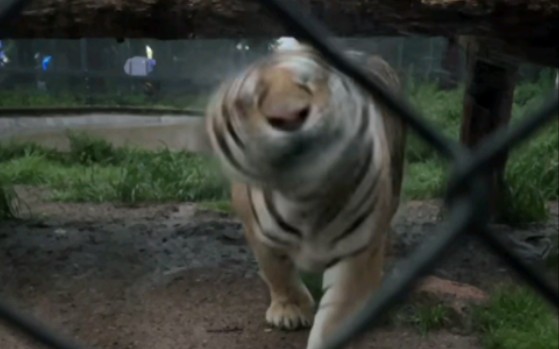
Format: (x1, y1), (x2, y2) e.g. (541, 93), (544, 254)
(243, 224), (316, 330)
(232, 183), (315, 330)
(306, 232), (386, 349)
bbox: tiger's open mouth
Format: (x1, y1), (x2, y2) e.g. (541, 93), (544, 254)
(266, 106), (311, 132)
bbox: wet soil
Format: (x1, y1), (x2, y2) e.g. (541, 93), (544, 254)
(1, 187), (557, 349)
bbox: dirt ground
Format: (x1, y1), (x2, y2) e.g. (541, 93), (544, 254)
(0, 187), (557, 349)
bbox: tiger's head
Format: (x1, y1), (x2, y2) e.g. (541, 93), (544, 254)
(206, 46), (371, 195)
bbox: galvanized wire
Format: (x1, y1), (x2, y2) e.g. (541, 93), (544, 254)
(256, 0), (462, 160)
(0, 299), (89, 349)
(0, 0), (558, 349)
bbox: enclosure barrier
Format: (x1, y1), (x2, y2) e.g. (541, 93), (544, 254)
(0, 0), (558, 348)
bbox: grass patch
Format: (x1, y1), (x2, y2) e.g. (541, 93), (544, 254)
(0, 89), (207, 110)
(402, 160), (448, 200)
(499, 119), (558, 225)
(473, 285), (559, 349)
(405, 82), (464, 163)
(0, 134), (229, 206)
(389, 303), (454, 335)
(410, 304), (453, 334)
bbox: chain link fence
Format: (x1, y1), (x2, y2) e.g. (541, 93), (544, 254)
(1, 0), (558, 348)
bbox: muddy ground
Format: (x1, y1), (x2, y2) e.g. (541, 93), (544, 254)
(0, 187), (557, 349)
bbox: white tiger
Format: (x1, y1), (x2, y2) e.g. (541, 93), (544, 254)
(205, 43), (407, 349)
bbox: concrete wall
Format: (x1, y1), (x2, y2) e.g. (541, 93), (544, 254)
(0, 113), (213, 155)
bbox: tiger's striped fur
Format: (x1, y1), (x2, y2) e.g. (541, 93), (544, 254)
(206, 45), (407, 349)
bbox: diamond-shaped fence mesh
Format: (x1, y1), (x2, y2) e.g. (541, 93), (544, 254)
(0, 0), (558, 349)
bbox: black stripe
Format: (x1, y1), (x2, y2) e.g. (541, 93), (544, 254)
(306, 103), (373, 224)
(225, 66), (258, 151)
(331, 211), (370, 246)
(213, 117), (254, 178)
(324, 244), (369, 270)
(341, 103), (372, 180)
(263, 190), (303, 238)
(324, 100), (381, 243)
(324, 258), (341, 270)
(223, 104), (245, 149)
(329, 166), (381, 246)
(317, 143), (373, 229)
(307, 100), (371, 197)
(247, 188), (291, 246)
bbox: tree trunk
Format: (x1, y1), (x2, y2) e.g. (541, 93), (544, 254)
(460, 38), (518, 221)
(439, 37), (461, 90)
(1, 0), (558, 67)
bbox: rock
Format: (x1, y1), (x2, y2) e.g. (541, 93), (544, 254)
(409, 276), (489, 327)
(415, 276), (488, 306)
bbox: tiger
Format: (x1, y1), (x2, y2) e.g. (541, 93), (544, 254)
(205, 42), (407, 349)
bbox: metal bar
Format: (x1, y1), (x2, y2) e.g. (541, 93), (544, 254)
(475, 225), (559, 308)
(0, 299), (91, 349)
(321, 186), (487, 349)
(256, 0), (461, 160)
(447, 94), (559, 201)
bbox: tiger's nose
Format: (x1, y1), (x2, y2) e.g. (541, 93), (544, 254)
(263, 102), (310, 132)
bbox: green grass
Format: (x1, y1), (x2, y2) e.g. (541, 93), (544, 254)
(0, 132), (229, 207)
(474, 286), (559, 349)
(388, 303), (455, 335)
(499, 109), (558, 224)
(300, 269), (559, 346)
(405, 82), (464, 163)
(410, 303), (453, 334)
(0, 89), (207, 110)
(402, 160), (448, 200)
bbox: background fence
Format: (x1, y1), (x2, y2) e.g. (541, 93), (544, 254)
(0, 36), (553, 109)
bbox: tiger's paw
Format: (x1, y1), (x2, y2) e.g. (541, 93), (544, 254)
(265, 300), (314, 330)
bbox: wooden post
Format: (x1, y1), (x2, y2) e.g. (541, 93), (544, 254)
(460, 38), (518, 221)
(439, 36), (461, 90)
